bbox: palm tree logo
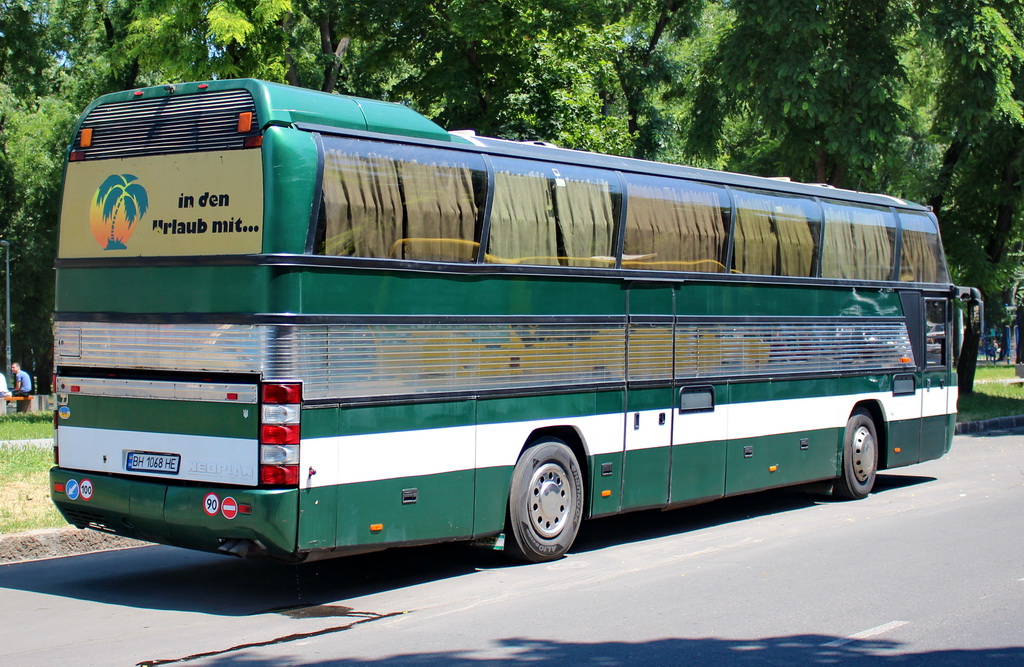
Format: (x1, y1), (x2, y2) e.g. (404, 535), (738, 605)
(89, 174), (149, 250)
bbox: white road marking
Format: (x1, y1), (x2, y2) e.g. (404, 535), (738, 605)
(822, 620), (909, 647)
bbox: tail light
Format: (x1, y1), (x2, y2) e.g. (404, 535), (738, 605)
(259, 383), (300, 486)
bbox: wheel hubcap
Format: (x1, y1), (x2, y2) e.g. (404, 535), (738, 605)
(528, 462), (572, 538)
(852, 425), (876, 483)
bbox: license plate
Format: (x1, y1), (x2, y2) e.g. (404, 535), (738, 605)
(125, 451), (181, 475)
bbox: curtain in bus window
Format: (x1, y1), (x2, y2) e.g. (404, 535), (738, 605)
(774, 198), (818, 277)
(397, 160), (478, 262)
(623, 176), (727, 272)
(899, 211), (949, 283)
(487, 170), (558, 265)
(732, 191), (778, 275)
(551, 174), (616, 267)
(821, 203), (894, 280)
(322, 149), (402, 258)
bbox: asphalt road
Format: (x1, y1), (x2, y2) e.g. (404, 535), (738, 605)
(0, 430), (1022, 666)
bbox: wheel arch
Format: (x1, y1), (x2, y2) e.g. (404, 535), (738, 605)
(849, 399), (888, 469)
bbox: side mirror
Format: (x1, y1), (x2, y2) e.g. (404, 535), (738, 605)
(969, 300), (982, 335)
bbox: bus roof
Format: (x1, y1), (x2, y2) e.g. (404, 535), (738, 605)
(75, 79), (455, 144)
(453, 133), (928, 213)
(76, 79), (929, 213)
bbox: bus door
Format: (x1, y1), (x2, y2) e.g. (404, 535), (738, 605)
(622, 283), (674, 511)
(920, 297), (952, 460)
(669, 380), (727, 505)
(893, 292), (952, 465)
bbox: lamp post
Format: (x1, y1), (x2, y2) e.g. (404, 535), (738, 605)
(0, 240), (9, 385)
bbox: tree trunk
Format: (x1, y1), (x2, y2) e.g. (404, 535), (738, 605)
(283, 13), (299, 87)
(320, 21), (350, 93)
(1016, 306), (1024, 364)
(958, 324), (980, 394)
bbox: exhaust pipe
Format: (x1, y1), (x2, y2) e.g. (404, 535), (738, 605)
(217, 538), (268, 558)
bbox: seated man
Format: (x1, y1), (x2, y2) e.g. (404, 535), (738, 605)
(11, 362), (31, 412)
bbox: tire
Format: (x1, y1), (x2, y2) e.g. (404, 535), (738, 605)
(835, 409), (878, 500)
(504, 439), (585, 563)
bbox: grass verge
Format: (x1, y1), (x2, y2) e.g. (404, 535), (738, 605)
(0, 412), (53, 441)
(0, 444), (64, 533)
(0, 412), (63, 533)
(958, 363), (1024, 423)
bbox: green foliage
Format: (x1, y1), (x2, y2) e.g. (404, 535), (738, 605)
(915, 1), (1024, 390)
(689, 0), (914, 187)
(1, 0), (1024, 400)
(127, 0), (293, 81)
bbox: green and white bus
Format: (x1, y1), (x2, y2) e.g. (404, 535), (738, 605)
(50, 79), (978, 563)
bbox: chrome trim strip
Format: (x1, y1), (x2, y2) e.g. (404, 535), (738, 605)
(55, 319), (915, 401)
(55, 376), (258, 403)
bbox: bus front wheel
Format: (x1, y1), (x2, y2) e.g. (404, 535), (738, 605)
(504, 439), (584, 563)
(835, 409), (878, 500)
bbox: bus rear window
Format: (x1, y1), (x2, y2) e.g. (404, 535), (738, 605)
(317, 137), (486, 262)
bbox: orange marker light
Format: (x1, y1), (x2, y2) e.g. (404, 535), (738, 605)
(601, 490), (612, 497)
(80, 128), (93, 148)
(370, 523), (384, 533)
(894, 447), (902, 453)
(769, 465), (778, 473)
(900, 357), (912, 363)
(237, 112), (253, 133)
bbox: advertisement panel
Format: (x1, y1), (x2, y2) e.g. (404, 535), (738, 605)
(59, 150), (264, 258)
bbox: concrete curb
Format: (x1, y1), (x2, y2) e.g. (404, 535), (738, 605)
(953, 415), (1024, 435)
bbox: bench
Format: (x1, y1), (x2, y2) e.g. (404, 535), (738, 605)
(5, 395), (34, 412)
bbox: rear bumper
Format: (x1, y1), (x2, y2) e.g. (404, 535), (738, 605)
(49, 468), (299, 559)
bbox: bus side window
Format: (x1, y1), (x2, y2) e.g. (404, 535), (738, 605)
(485, 158), (619, 268)
(899, 211), (950, 284)
(318, 136), (485, 262)
(821, 201), (897, 281)
(621, 174), (729, 273)
(731, 188), (821, 277)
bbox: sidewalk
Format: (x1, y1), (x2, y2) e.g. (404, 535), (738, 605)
(4, 416), (1023, 564)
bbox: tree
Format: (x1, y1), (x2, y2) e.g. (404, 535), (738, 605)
(688, 0), (914, 188)
(126, 0), (292, 81)
(919, 0), (1024, 392)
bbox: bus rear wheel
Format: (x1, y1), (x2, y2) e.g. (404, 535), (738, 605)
(504, 439), (584, 563)
(835, 409), (878, 500)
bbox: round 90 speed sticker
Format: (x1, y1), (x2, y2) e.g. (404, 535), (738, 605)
(203, 492), (219, 516)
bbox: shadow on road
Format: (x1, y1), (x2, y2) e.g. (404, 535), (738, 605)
(149, 635), (1024, 666)
(0, 472), (934, 618)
